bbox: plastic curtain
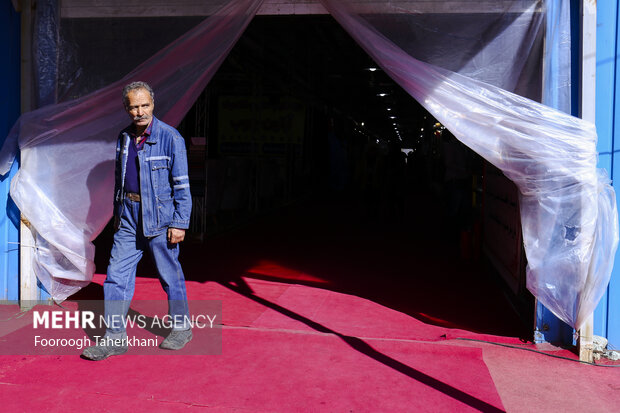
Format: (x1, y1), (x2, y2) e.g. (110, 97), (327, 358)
(0, 0), (264, 300)
(543, 0), (573, 114)
(318, 0), (618, 329)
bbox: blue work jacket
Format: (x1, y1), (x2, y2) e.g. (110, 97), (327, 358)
(113, 117), (192, 237)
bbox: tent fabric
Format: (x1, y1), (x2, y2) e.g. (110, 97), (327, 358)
(0, 0), (617, 330)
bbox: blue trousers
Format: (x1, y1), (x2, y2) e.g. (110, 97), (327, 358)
(104, 197), (190, 338)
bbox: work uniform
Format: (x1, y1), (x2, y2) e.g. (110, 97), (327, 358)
(104, 116), (192, 338)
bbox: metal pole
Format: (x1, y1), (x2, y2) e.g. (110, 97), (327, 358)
(19, 0), (39, 306)
(578, 0), (597, 363)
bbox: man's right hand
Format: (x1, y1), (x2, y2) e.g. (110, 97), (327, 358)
(114, 216), (121, 232)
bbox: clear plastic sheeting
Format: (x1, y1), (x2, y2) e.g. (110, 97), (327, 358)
(0, 0), (617, 330)
(0, 0), (264, 300)
(543, 0), (572, 114)
(320, 0), (618, 329)
(346, 0), (546, 100)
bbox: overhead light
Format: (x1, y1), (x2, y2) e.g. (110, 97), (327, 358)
(387, 108), (392, 111)
(361, 122), (365, 126)
(389, 116), (396, 119)
(377, 93), (388, 97)
(367, 67), (378, 72)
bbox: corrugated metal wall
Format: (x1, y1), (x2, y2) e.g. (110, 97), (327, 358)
(595, 0), (620, 348)
(0, 1), (21, 300)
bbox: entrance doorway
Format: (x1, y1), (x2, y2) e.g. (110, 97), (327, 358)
(93, 15), (533, 339)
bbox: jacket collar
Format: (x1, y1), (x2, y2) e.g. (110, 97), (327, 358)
(123, 117), (160, 144)
(145, 117), (160, 144)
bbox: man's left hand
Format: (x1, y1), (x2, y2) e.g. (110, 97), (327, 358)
(167, 228), (186, 244)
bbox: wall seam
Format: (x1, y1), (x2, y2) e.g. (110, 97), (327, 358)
(607, 0), (620, 339)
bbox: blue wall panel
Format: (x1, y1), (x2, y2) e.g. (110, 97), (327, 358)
(594, 0), (620, 348)
(604, 150), (620, 347)
(0, 1), (21, 300)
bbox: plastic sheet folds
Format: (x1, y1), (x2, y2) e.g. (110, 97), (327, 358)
(0, 0), (263, 299)
(0, 0), (617, 330)
(321, 0), (618, 329)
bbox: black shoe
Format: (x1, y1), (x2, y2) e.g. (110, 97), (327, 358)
(159, 329), (193, 350)
(81, 343), (128, 361)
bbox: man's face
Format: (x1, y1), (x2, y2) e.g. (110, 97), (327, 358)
(125, 88), (154, 129)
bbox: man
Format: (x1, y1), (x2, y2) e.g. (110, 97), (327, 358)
(82, 81), (193, 360)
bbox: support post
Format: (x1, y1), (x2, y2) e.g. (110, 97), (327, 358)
(20, 0), (31, 114)
(578, 0), (597, 363)
(579, 314), (595, 362)
(19, 218), (38, 305)
(19, 0), (38, 308)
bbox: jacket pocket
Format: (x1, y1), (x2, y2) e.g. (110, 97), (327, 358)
(156, 196), (174, 228)
(149, 158), (171, 191)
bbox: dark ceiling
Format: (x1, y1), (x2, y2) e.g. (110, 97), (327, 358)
(213, 15), (427, 144)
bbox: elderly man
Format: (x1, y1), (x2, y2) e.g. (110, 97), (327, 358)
(82, 81), (193, 360)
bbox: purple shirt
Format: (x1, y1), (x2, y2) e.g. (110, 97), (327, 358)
(123, 121), (152, 194)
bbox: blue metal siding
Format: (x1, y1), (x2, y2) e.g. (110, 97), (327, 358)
(594, 0), (620, 348)
(0, 1), (21, 300)
(0, 162), (19, 301)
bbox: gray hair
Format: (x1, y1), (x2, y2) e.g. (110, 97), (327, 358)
(122, 81), (155, 107)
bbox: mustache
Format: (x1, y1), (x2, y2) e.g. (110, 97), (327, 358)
(133, 115), (149, 121)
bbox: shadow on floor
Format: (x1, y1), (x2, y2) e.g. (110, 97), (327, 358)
(92, 194), (531, 341)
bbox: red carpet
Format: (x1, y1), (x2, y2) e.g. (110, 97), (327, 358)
(2, 198), (619, 411)
(250, 281), (466, 340)
(1, 274), (505, 412)
(0, 338), (503, 412)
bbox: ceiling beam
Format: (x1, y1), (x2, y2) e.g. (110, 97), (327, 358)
(60, 0), (541, 18)
(259, 1), (327, 15)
